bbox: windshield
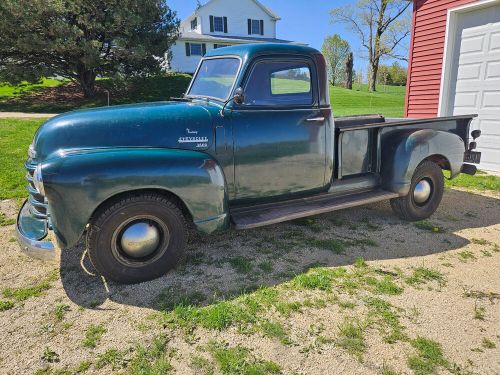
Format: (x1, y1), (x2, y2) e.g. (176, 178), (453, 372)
(188, 58), (240, 101)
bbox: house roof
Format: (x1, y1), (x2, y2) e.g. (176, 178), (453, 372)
(188, 0), (281, 21)
(179, 31), (304, 45)
(250, 0), (281, 20)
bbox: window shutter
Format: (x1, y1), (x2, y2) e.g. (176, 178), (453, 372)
(248, 19), (251, 35)
(210, 15), (214, 32)
(260, 20), (264, 35)
(202, 43), (206, 56)
(223, 16), (228, 33)
(185, 42), (191, 56)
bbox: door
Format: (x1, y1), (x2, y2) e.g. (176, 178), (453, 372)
(231, 58), (328, 200)
(447, 3), (500, 172)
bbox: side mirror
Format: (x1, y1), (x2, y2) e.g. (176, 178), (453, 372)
(471, 130), (481, 140)
(220, 87), (245, 117)
(233, 87), (245, 105)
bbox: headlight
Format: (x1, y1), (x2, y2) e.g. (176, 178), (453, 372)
(33, 164), (45, 196)
(28, 143), (37, 159)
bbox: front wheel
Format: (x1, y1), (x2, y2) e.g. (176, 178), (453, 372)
(390, 161), (444, 221)
(87, 193), (187, 284)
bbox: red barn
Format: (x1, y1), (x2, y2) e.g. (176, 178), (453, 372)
(405, 0), (500, 172)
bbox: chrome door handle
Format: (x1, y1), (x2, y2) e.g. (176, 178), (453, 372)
(306, 117), (326, 122)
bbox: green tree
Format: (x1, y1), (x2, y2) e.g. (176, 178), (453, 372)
(377, 62), (407, 86)
(0, 0), (180, 98)
(321, 34), (351, 87)
(390, 62), (407, 86)
(377, 65), (393, 86)
(331, 0), (411, 92)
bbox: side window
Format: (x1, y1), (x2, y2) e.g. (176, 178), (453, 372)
(244, 61), (313, 106)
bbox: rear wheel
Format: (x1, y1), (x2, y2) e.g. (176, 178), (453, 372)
(87, 193), (187, 284)
(390, 161), (444, 221)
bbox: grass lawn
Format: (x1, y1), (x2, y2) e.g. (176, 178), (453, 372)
(331, 83), (406, 118)
(0, 119), (44, 199)
(0, 79), (66, 99)
(0, 75), (192, 113)
(445, 170), (500, 191)
(0, 76), (406, 117)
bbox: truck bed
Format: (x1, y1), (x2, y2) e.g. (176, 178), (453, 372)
(335, 114), (476, 143)
(334, 114), (476, 179)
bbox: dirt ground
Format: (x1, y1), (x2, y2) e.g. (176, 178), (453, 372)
(0, 113), (57, 119)
(0, 187), (499, 375)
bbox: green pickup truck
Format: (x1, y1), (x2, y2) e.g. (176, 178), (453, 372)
(17, 43), (482, 283)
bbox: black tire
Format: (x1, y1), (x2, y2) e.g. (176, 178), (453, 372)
(87, 193), (187, 284)
(390, 161), (444, 221)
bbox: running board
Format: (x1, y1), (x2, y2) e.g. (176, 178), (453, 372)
(231, 190), (399, 230)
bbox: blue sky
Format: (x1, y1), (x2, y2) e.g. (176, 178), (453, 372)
(167, 0), (410, 77)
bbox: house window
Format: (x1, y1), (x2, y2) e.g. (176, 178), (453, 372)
(248, 19), (264, 35)
(214, 44), (229, 49)
(190, 43), (202, 56)
(190, 18), (197, 30)
(210, 16), (227, 33)
(252, 20), (261, 34)
(185, 42), (206, 57)
(214, 16), (224, 32)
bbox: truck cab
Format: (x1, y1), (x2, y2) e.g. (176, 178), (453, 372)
(192, 45), (332, 202)
(17, 44), (480, 283)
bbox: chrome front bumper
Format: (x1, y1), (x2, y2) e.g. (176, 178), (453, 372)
(16, 200), (58, 262)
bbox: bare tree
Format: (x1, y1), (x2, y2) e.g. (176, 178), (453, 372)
(345, 52), (354, 89)
(321, 34), (351, 87)
(331, 0), (411, 92)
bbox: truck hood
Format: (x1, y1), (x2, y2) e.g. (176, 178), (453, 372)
(32, 101), (216, 161)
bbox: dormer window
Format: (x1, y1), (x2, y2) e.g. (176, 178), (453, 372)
(190, 18), (197, 31)
(248, 19), (264, 36)
(210, 16), (228, 33)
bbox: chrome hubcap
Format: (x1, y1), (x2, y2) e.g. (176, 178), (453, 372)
(414, 179), (432, 204)
(120, 222), (161, 258)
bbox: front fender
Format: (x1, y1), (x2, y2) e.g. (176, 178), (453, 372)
(381, 129), (465, 196)
(42, 148), (229, 248)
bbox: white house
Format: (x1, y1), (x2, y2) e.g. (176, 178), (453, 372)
(169, 0), (303, 73)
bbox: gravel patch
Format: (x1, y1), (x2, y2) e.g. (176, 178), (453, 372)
(0, 188), (499, 374)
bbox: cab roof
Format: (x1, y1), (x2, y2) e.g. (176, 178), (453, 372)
(204, 43), (321, 60)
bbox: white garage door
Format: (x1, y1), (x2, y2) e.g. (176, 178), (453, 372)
(448, 3), (500, 172)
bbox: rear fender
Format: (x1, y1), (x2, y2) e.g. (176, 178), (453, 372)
(42, 148), (229, 248)
(381, 129), (465, 196)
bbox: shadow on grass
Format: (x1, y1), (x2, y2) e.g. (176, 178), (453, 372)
(59, 189), (500, 310)
(0, 74), (192, 114)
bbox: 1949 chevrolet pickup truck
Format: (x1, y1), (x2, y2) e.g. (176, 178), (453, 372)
(17, 43), (482, 283)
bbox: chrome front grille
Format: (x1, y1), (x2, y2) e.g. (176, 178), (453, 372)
(25, 160), (48, 219)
